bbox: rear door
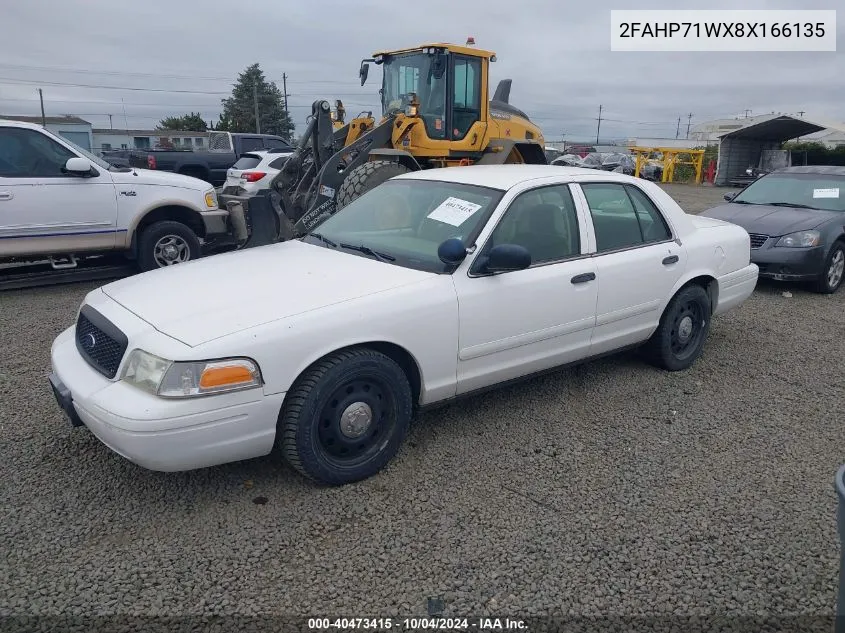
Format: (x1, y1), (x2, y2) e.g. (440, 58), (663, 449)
(0, 126), (119, 257)
(572, 181), (687, 356)
(224, 153), (264, 192)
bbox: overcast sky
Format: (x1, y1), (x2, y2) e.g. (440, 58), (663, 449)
(1, 0), (842, 142)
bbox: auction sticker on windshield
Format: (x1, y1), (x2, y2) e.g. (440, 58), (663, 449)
(427, 197), (483, 227)
(813, 188), (840, 198)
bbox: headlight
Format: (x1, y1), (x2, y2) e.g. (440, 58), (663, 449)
(204, 189), (218, 209)
(121, 349), (262, 398)
(775, 230), (821, 248)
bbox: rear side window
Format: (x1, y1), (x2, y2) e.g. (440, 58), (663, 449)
(231, 154), (262, 170)
(581, 183), (671, 252)
(263, 138), (291, 150)
(268, 156), (290, 169)
(239, 137), (263, 152)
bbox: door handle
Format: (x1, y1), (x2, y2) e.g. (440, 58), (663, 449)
(571, 272), (596, 284)
(0, 192), (12, 201)
(662, 255), (679, 265)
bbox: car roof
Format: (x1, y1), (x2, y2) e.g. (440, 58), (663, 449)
(775, 165), (845, 176)
(394, 164), (633, 189)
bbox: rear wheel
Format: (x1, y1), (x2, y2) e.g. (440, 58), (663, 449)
(812, 242), (845, 294)
(278, 348), (413, 485)
(337, 160), (411, 209)
(642, 285), (711, 371)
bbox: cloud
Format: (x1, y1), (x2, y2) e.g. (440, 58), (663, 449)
(1, 0), (842, 141)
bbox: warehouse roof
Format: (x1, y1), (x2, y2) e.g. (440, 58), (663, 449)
(0, 115), (91, 125)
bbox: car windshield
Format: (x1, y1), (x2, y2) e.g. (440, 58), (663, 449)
(306, 179), (504, 273)
(733, 172), (845, 211)
(55, 135), (113, 171)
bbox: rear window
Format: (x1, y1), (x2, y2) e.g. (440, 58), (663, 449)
(231, 154), (263, 170)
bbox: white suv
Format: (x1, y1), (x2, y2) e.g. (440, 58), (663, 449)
(0, 120), (233, 272)
(221, 148), (292, 196)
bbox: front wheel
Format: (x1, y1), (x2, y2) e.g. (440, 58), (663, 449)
(278, 348), (413, 485)
(642, 285), (711, 371)
(336, 160), (411, 209)
(136, 221), (201, 272)
(812, 242), (845, 294)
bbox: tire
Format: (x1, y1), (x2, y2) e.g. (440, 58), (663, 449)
(278, 348), (413, 485)
(136, 221), (202, 272)
(812, 241), (845, 294)
(642, 284), (712, 372)
(337, 160), (411, 209)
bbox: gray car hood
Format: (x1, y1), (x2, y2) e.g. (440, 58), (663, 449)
(702, 203), (840, 236)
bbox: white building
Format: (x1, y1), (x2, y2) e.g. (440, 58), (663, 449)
(625, 137), (713, 149)
(691, 114), (845, 147)
(0, 115), (94, 150)
(92, 129), (210, 153)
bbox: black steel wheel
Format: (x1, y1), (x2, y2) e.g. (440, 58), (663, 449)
(642, 284), (711, 371)
(278, 348), (412, 485)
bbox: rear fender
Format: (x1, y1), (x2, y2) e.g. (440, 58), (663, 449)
(366, 149), (422, 171)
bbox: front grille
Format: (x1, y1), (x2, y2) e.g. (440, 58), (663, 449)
(748, 233), (769, 249)
(75, 306), (128, 379)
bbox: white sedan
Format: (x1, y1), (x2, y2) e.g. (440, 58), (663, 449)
(49, 165), (758, 485)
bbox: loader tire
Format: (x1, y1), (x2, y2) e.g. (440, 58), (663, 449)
(337, 160), (411, 209)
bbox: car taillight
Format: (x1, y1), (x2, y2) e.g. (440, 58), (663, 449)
(240, 171), (266, 182)
(147, 155), (156, 169)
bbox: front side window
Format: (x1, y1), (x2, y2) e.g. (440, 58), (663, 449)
(0, 127), (77, 177)
(581, 183), (671, 252)
(307, 179), (504, 273)
(480, 184), (581, 265)
(733, 172), (845, 212)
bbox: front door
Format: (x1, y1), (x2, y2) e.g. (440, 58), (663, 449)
(453, 183), (598, 394)
(574, 181), (688, 355)
(0, 126), (119, 257)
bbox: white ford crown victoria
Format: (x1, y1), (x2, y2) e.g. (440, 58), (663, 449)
(49, 165), (758, 485)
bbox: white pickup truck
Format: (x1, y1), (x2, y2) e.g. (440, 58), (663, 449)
(0, 119), (235, 272)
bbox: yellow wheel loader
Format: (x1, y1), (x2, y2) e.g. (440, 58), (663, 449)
(220, 42), (546, 246)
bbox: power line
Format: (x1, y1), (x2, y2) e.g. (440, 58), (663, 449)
(0, 77), (231, 95)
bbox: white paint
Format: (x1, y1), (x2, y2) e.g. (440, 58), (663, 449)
(50, 165), (758, 473)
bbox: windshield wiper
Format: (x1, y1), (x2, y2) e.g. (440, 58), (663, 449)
(339, 243), (396, 262)
(307, 232), (337, 247)
(731, 200), (759, 205)
(763, 202), (823, 210)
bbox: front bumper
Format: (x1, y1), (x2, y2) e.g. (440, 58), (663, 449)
(199, 208), (230, 236)
(49, 326), (284, 472)
(751, 244), (826, 281)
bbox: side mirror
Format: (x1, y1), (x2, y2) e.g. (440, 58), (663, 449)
(359, 62), (370, 86)
(724, 192), (737, 202)
(64, 157), (94, 176)
(437, 237), (467, 265)
(479, 244), (531, 274)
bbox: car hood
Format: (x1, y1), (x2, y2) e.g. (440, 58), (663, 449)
(99, 241), (435, 347)
(701, 203), (838, 235)
(110, 167), (210, 190)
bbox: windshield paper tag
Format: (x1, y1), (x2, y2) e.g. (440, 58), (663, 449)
(813, 188), (839, 198)
(427, 197), (483, 226)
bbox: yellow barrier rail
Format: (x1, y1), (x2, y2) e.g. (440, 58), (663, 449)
(629, 147), (705, 184)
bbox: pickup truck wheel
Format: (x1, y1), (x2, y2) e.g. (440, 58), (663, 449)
(642, 285), (711, 372)
(137, 221), (201, 272)
(278, 348), (412, 485)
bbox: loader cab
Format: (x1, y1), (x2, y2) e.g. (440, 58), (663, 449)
(366, 45), (487, 144)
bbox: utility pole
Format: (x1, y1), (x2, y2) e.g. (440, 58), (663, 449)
(38, 88), (45, 125)
(108, 114), (113, 130)
(253, 83), (261, 134)
(798, 110), (805, 117)
(675, 116), (681, 139)
(282, 73), (289, 118)
(561, 132), (566, 152)
(685, 113), (693, 139)
(744, 109), (752, 118)
(596, 105), (602, 145)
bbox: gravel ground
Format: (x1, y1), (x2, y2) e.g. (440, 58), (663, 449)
(0, 184), (842, 630)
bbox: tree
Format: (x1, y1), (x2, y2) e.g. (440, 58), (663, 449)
(217, 63), (294, 141)
(157, 112), (208, 132)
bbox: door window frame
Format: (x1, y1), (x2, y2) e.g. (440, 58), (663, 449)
(571, 181), (677, 256)
(468, 183), (591, 277)
(448, 54), (482, 142)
